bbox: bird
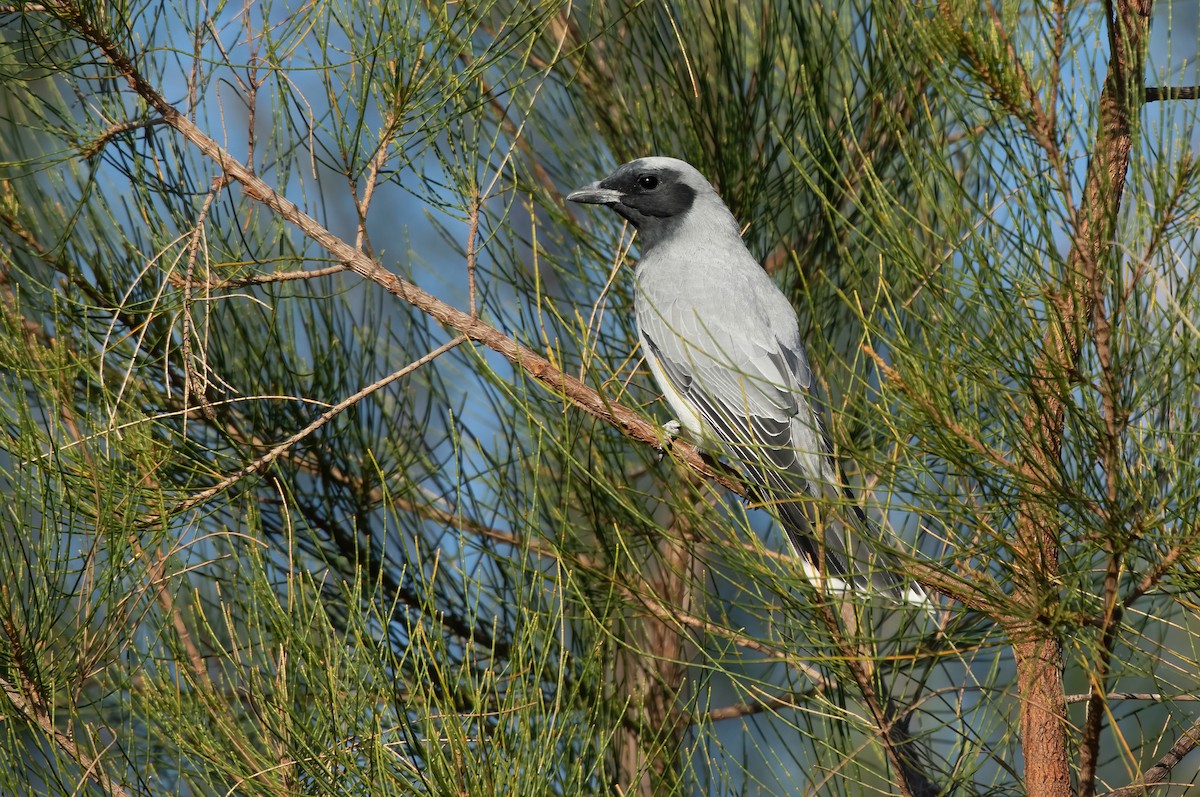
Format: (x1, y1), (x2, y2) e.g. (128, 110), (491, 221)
(567, 156), (926, 605)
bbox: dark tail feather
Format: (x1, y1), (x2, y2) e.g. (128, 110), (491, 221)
(764, 478), (930, 608)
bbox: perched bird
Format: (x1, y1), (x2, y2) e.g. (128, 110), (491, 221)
(568, 156), (926, 605)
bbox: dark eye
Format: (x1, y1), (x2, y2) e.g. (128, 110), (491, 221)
(637, 174), (659, 190)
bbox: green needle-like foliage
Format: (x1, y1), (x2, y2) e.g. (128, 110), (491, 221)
(1, 1), (1198, 795)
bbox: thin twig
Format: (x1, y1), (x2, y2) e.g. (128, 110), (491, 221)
(79, 116), (169, 158)
(160, 335), (467, 521)
(180, 175), (227, 422)
(580, 228), (632, 378)
(466, 191), (481, 318)
(0, 675), (134, 797)
(630, 590), (831, 689)
(1079, 552), (1125, 796)
(395, 487), (834, 692)
(1122, 539), (1189, 610)
(59, 8), (741, 496)
(129, 536), (209, 681)
(353, 91), (402, 255)
(812, 601), (940, 797)
(1100, 714), (1200, 797)
(1066, 693), (1200, 704)
(170, 263), (348, 289)
(939, 0), (1068, 201)
(695, 685), (820, 724)
(242, 6), (260, 175)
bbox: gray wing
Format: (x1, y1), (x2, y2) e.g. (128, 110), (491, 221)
(638, 283), (909, 596)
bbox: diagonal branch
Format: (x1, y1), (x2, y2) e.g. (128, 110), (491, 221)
(811, 601), (940, 797)
(168, 263), (348, 289)
(160, 335), (467, 522)
(1099, 714), (1200, 797)
(0, 673), (133, 797)
(55, 0), (741, 501)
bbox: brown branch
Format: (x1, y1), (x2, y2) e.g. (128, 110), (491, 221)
(1100, 714), (1200, 797)
(417, 487), (834, 693)
(1122, 537), (1189, 609)
(162, 335), (467, 521)
(180, 175), (227, 422)
(864, 345), (1028, 485)
(169, 263), (348, 289)
(1121, 159), (1192, 311)
(937, 0), (1068, 197)
(1066, 693), (1200, 704)
(1002, 0), (1151, 793)
(1079, 553), (1125, 796)
(392, 488), (835, 693)
(426, 4), (570, 205)
(130, 535), (209, 681)
(352, 83), (403, 256)
(1, 303), (218, 717)
(1079, 182), (1126, 793)
(982, 0), (1062, 171)
(57, 1), (740, 500)
(632, 590), (829, 688)
(812, 601), (939, 797)
(905, 559), (997, 615)
(864, 344), (1037, 615)
(612, 516), (697, 797)
(1078, 4), (1133, 775)
(695, 685), (820, 724)
(1047, 0), (1067, 134)
(0, 676), (135, 797)
(0, 261), (223, 755)
(78, 116), (169, 158)
(466, 191), (481, 318)
(242, 21), (259, 173)
(1, 607), (135, 797)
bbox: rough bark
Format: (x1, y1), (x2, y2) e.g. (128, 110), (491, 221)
(612, 528), (697, 796)
(1007, 1), (1152, 795)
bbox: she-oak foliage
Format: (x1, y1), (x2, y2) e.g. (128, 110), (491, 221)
(0, 0), (1198, 795)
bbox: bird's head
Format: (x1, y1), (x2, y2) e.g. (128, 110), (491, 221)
(567, 157), (732, 250)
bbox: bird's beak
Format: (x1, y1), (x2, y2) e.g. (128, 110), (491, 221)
(566, 182), (623, 205)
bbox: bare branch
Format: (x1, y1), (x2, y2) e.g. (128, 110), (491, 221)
(1079, 554), (1126, 796)
(0, 669), (133, 797)
(57, 3), (743, 501)
(1100, 714), (1200, 797)
(180, 175), (227, 422)
(162, 335), (467, 521)
(1066, 693), (1200, 704)
(466, 191), (481, 318)
(79, 116), (169, 159)
(169, 263), (348, 289)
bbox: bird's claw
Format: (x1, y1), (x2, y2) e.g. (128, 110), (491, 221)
(656, 419), (682, 461)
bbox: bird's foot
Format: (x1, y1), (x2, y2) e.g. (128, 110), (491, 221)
(656, 419), (682, 461)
